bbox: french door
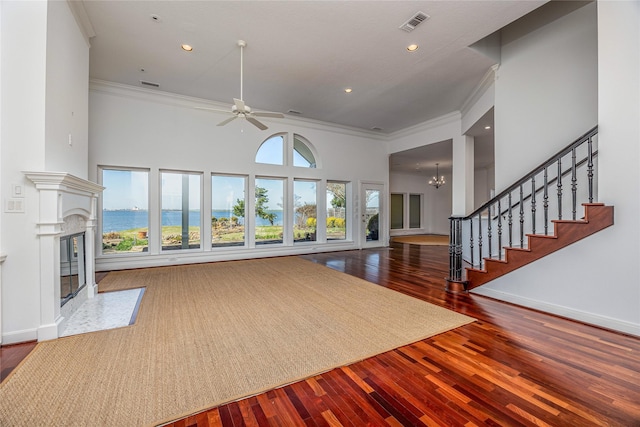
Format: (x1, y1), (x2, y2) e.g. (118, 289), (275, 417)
(360, 183), (385, 248)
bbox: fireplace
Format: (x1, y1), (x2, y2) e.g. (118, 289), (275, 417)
(24, 172), (104, 341)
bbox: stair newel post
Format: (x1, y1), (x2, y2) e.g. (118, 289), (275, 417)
(531, 175), (536, 234)
(571, 147), (578, 220)
(519, 184), (525, 248)
(508, 192), (513, 247)
(543, 167), (549, 235)
(446, 216), (466, 292)
(587, 135), (594, 203)
(557, 157), (563, 220)
(477, 213), (483, 269)
(497, 198), (503, 260)
(487, 206), (492, 260)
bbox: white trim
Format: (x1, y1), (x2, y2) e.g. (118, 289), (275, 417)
(96, 241), (358, 272)
(387, 111), (461, 141)
(89, 79), (388, 141)
(472, 288), (640, 337)
(66, 0), (95, 45)
(460, 65), (498, 117)
(1, 328), (38, 346)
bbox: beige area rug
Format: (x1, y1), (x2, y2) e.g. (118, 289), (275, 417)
(0, 257), (474, 426)
(391, 234), (450, 245)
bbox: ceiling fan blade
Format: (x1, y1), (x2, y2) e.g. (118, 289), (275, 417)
(253, 112), (285, 119)
(233, 98), (246, 112)
(217, 116), (238, 127)
(196, 106), (233, 114)
(246, 117), (268, 130)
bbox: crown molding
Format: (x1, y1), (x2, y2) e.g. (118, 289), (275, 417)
(387, 111), (462, 141)
(89, 79), (389, 141)
(460, 64), (498, 117)
(66, 0), (95, 46)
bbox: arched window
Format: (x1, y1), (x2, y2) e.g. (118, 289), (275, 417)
(293, 134), (316, 168)
(255, 134), (284, 165)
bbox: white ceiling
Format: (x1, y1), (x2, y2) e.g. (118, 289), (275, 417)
(81, 0), (547, 135)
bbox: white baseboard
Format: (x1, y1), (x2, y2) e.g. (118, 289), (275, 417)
(471, 288), (640, 337)
(2, 328), (38, 345)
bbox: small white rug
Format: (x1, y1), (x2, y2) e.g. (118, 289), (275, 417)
(60, 288), (144, 337)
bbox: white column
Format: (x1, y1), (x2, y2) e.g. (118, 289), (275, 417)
(85, 193), (99, 297)
(36, 189), (64, 341)
(452, 134), (474, 215)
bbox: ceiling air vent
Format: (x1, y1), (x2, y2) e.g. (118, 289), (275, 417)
(399, 11), (429, 32)
(140, 80), (160, 88)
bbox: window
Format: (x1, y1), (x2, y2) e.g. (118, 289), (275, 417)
(101, 168), (149, 254)
(161, 171), (201, 250)
(326, 181), (347, 240)
(293, 134), (316, 168)
(294, 180), (317, 242)
(409, 194), (421, 229)
(255, 135), (284, 165)
(255, 177), (284, 245)
(390, 194), (404, 229)
(212, 174), (246, 247)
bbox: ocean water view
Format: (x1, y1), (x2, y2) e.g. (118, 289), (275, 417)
(103, 209), (283, 232)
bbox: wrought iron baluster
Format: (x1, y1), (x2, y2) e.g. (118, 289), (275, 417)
(508, 192), (513, 247)
(543, 167), (549, 235)
(531, 175), (536, 234)
(497, 199), (503, 260)
(469, 216), (474, 267)
(587, 135), (594, 203)
(477, 213), (483, 269)
(519, 184), (524, 248)
(571, 147), (577, 220)
(557, 158), (563, 220)
(487, 206), (492, 259)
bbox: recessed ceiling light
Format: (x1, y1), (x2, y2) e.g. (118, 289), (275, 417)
(484, 125), (491, 130)
(181, 44), (193, 52)
(344, 88), (353, 93)
(406, 44), (419, 52)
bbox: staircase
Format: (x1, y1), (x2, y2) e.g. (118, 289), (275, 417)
(464, 203), (613, 290)
(446, 126), (611, 292)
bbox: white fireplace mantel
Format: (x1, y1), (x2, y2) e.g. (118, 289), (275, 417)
(24, 171), (104, 341)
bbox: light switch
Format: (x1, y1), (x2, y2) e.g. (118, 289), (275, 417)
(5, 198), (25, 213)
(12, 184), (23, 197)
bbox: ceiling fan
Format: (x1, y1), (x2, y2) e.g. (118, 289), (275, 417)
(198, 40), (284, 130)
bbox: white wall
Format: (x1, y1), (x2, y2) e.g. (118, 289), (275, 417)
(88, 82), (389, 271)
(473, 1), (640, 336)
(1, 1), (90, 343)
(44, 1), (90, 178)
(494, 2), (598, 191)
(474, 165), (495, 210)
(389, 171), (451, 235)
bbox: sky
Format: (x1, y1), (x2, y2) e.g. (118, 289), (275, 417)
(102, 135), (334, 212)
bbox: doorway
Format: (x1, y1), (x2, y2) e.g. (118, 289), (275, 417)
(360, 183), (384, 248)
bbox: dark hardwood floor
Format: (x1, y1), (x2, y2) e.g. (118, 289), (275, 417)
(2, 243), (639, 426)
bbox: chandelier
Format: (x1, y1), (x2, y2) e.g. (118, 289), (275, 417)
(428, 163), (446, 189)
